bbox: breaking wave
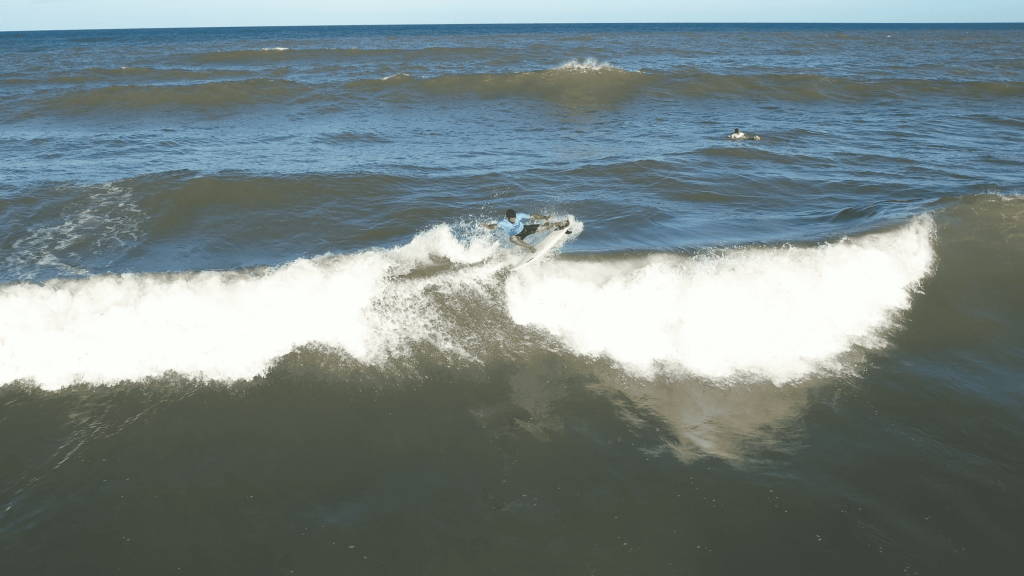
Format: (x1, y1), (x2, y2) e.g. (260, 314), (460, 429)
(1, 218), (936, 389)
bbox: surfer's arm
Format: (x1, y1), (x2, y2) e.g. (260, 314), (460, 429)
(529, 214), (550, 221)
(479, 222), (498, 230)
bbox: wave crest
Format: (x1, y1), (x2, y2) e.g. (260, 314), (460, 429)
(553, 58), (620, 72)
(507, 218), (936, 384)
(348, 65), (651, 104)
(1, 218), (938, 389)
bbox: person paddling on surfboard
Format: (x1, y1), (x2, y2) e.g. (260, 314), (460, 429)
(728, 128), (761, 141)
(480, 209), (568, 253)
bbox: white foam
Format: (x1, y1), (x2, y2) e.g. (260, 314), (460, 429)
(506, 217), (936, 385)
(1, 218), (937, 389)
(0, 224), (504, 389)
(3, 183), (145, 281)
(392, 222), (498, 265)
(553, 58), (621, 73)
(981, 188), (1021, 199)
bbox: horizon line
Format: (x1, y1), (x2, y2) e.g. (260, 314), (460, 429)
(3, 21), (1022, 34)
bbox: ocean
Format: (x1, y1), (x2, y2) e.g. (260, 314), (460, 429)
(1, 23), (1022, 574)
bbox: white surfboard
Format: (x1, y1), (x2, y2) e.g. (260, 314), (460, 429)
(510, 216), (577, 271)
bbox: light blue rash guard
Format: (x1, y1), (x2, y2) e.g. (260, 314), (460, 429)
(496, 213), (532, 236)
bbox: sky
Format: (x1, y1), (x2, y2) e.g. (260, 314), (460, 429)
(1, 0), (1021, 32)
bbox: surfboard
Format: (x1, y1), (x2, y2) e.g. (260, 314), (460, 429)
(510, 216), (577, 271)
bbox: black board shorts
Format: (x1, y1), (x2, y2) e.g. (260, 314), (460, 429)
(514, 224), (540, 239)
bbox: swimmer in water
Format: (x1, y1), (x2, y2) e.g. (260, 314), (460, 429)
(728, 128), (761, 141)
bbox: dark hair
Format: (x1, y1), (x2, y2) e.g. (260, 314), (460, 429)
(505, 209), (517, 219)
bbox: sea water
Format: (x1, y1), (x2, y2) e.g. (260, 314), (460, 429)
(1, 24), (1022, 574)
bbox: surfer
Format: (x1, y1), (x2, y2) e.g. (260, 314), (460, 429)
(480, 209), (568, 253)
(728, 128), (761, 141)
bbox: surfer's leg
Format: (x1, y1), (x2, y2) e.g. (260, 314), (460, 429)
(510, 235), (536, 252)
(518, 224), (540, 238)
(537, 221), (569, 232)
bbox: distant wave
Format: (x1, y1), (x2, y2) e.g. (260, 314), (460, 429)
(663, 70), (1024, 100)
(347, 62), (652, 104)
(553, 58), (620, 72)
(36, 78), (310, 114)
(23, 64), (1015, 118)
(44, 67), (244, 84)
(1, 218), (938, 389)
(20, 60), (653, 116)
(185, 46), (495, 64)
(2, 67), (244, 88)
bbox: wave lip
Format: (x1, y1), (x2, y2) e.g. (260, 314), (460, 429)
(553, 58), (620, 72)
(506, 218), (936, 385)
(347, 60), (652, 104)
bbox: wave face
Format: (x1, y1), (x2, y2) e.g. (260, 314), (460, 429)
(1, 219), (936, 389)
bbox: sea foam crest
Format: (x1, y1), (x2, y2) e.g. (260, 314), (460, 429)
(0, 218), (936, 389)
(554, 58), (621, 72)
(0, 224), (502, 389)
(506, 217), (936, 385)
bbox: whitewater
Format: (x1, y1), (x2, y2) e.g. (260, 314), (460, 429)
(2, 218), (934, 388)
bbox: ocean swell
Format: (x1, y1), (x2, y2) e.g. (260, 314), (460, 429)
(36, 78), (310, 114)
(664, 71), (1024, 101)
(348, 60), (652, 103)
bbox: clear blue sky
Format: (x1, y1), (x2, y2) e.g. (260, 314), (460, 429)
(2, 0), (1021, 32)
